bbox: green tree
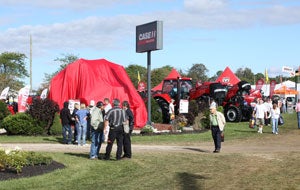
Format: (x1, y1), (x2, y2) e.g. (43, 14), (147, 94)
(0, 52), (29, 91)
(235, 67), (254, 83)
(187, 63), (209, 85)
(254, 73), (265, 83)
(125, 64), (147, 88)
(38, 53), (79, 94)
(209, 70), (223, 81)
(151, 65), (173, 87)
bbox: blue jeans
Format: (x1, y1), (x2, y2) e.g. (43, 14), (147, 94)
(297, 112), (300, 129)
(89, 128), (103, 158)
(62, 124), (72, 144)
(272, 118), (278, 133)
(77, 123), (87, 145)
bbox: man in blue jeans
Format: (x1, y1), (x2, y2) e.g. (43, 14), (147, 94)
(60, 101), (73, 144)
(295, 99), (300, 129)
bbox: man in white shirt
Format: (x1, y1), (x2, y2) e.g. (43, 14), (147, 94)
(253, 98), (267, 133)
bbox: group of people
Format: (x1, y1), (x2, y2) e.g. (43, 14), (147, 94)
(60, 98), (134, 160)
(252, 97), (281, 134)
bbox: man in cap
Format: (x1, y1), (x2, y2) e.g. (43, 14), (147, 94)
(209, 104), (226, 153)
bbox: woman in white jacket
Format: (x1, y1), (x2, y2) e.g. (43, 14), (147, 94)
(271, 103), (281, 134)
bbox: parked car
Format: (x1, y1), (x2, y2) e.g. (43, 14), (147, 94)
(286, 96), (296, 109)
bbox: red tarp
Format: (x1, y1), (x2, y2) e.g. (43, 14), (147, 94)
(151, 68), (182, 91)
(215, 67), (240, 86)
(48, 58), (147, 128)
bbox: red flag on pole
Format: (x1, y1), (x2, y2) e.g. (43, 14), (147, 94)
(255, 79), (265, 91)
(269, 80), (277, 97)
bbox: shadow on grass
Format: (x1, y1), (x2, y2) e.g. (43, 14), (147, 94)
(183, 147), (209, 153)
(64, 152), (89, 159)
(176, 172), (210, 190)
(233, 129), (257, 133)
(42, 137), (63, 143)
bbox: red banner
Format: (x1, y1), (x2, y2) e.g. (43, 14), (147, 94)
(255, 79), (264, 91)
(18, 85), (30, 112)
(269, 80), (277, 97)
(137, 81), (146, 92)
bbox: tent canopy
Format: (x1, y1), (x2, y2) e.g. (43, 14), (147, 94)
(152, 68), (182, 92)
(215, 67), (240, 86)
(274, 85), (298, 95)
(48, 58), (147, 128)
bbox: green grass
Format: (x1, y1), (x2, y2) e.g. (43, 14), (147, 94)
(0, 112), (299, 190)
(1, 112), (296, 144)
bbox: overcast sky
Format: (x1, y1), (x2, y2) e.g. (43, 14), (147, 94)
(0, 0), (300, 90)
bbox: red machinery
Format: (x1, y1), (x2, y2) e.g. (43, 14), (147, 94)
(222, 81), (262, 122)
(152, 77), (193, 123)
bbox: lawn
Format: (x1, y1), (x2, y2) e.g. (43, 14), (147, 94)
(0, 113), (299, 190)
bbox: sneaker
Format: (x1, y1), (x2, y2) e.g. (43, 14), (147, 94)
(275, 132), (278, 135)
(90, 156), (98, 160)
(213, 149), (220, 153)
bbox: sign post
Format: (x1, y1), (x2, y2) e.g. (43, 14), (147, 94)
(136, 21), (163, 125)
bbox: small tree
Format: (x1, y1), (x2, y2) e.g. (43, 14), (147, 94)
(27, 98), (59, 135)
(0, 101), (11, 125)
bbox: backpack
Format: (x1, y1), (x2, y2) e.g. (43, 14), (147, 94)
(90, 107), (103, 130)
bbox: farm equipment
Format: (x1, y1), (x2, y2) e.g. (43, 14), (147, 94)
(189, 81), (228, 107)
(222, 81), (262, 122)
(153, 77), (229, 123)
(152, 76), (193, 123)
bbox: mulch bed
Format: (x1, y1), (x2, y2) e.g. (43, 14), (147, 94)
(0, 161), (65, 181)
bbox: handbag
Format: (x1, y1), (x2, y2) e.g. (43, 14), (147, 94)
(122, 110), (130, 133)
(278, 115), (284, 126)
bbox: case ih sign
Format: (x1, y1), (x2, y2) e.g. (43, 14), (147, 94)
(136, 21), (163, 53)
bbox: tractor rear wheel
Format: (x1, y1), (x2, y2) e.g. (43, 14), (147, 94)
(224, 105), (242, 122)
(155, 98), (170, 124)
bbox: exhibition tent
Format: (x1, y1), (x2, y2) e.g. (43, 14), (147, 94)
(215, 67), (240, 86)
(274, 85), (298, 95)
(151, 68), (182, 92)
(48, 58), (147, 128)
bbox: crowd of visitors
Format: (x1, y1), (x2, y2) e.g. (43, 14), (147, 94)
(251, 96), (289, 134)
(59, 98), (134, 161)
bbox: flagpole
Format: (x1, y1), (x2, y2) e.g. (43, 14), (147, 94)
(30, 35), (32, 93)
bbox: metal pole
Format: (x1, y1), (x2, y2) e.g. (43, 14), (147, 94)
(30, 35), (32, 93)
(147, 51), (152, 125)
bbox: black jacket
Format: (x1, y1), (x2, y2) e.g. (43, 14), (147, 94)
(60, 101), (72, 125)
(125, 108), (134, 131)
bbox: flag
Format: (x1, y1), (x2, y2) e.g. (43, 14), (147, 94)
(40, 88), (48, 99)
(18, 85), (30, 113)
(255, 79), (264, 91)
(269, 80), (277, 97)
(137, 71), (141, 83)
(0, 87), (9, 100)
(265, 68), (269, 84)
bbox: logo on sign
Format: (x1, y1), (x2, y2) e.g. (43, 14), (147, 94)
(222, 77), (230, 83)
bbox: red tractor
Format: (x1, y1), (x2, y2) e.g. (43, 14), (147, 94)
(152, 77), (193, 123)
(189, 81), (228, 107)
(153, 77), (228, 123)
(223, 81), (262, 122)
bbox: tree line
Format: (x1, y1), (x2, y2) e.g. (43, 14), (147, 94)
(0, 52), (293, 94)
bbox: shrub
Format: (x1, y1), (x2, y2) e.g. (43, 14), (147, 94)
(27, 98), (59, 135)
(0, 146), (53, 173)
(49, 113), (62, 135)
(0, 101), (11, 125)
(146, 98), (163, 123)
(140, 124), (154, 134)
(2, 113), (44, 135)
